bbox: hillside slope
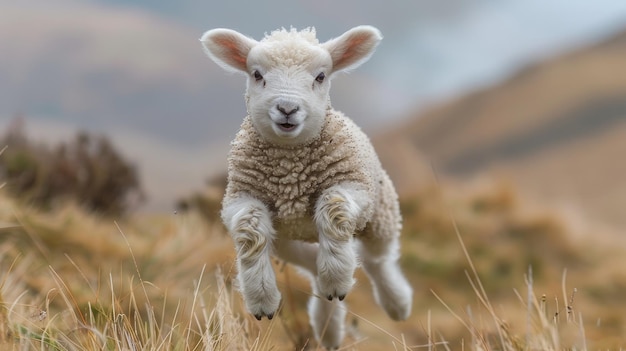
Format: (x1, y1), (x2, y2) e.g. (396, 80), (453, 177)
(2, 179), (626, 349)
(375, 28), (626, 230)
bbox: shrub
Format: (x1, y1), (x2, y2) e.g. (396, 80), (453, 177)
(176, 174), (226, 222)
(0, 118), (144, 216)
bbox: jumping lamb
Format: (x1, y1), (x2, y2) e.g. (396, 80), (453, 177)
(200, 25), (413, 349)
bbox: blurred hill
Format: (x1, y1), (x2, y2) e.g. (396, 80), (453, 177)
(375, 27), (626, 232)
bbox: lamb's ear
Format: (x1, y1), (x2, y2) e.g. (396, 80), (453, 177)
(322, 25), (382, 73)
(200, 28), (258, 73)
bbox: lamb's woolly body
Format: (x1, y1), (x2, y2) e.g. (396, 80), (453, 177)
(224, 108), (401, 242)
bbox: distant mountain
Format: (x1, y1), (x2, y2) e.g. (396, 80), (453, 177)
(375, 28), (626, 230)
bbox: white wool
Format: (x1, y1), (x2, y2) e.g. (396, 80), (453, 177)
(262, 27), (319, 45)
(224, 108), (405, 244)
(253, 28), (326, 69)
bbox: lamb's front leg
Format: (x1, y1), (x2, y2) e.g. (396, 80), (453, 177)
(222, 196), (280, 320)
(315, 184), (370, 301)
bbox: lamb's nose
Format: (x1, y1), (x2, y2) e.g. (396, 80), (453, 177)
(277, 104), (299, 117)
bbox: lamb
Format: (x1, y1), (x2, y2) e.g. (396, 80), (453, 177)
(200, 25), (413, 349)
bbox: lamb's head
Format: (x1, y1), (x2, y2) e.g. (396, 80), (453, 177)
(201, 26), (382, 145)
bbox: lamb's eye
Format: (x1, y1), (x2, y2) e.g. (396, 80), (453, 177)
(253, 70), (263, 82)
(315, 72), (325, 83)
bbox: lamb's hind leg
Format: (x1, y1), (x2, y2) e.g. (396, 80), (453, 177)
(308, 281), (347, 350)
(358, 235), (413, 321)
(275, 239), (347, 350)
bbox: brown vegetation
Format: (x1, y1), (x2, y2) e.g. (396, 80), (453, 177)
(2, 170), (625, 349)
(0, 118), (143, 216)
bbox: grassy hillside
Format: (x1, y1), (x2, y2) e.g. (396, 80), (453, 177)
(1, 176), (625, 350)
(375, 28), (626, 231)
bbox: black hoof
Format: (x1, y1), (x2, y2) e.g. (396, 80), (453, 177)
(327, 295), (333, 301)
(338, 294), (346, 301)
(267, 313), (274, 320)
(254, 314), (262, 321)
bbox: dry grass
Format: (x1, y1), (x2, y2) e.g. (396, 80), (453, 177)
(0, 177), (625, 350)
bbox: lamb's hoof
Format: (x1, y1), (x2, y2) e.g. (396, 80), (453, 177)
(244, 284), (281, 322)
(249, 305), (279, 321)
(325, 292), (347, 301)
(317, 275), (354, 303)
(319, 285), (351, 302)
(253, 311), (276, 321)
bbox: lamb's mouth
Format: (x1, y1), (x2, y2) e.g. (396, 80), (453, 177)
(277, 122), (297, 132)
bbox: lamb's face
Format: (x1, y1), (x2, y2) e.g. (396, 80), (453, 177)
(201, 26), (382, 146)
(245, 42), (331, 145)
